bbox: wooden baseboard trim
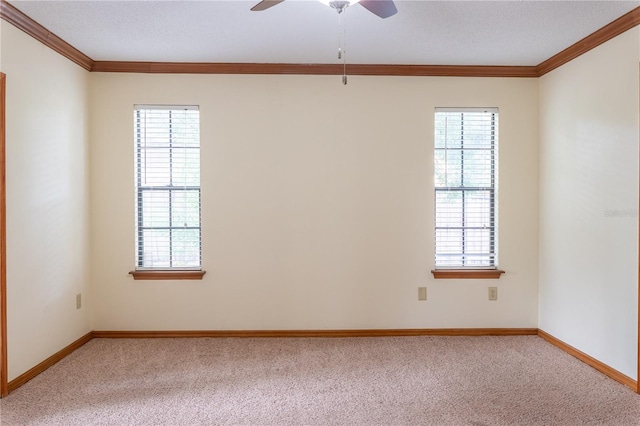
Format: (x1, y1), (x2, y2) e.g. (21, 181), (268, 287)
(1, 328), (537, 395)
(92, 328), (539, 339)
(7, 332), (93, 392)
(538, 329), (637, 391)
(9, 329), (635, 396)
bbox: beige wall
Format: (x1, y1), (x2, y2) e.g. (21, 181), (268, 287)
(538, 27), (640, 380)
(3, 0), (639, 390)
(0, 23), (91, 380)
(89, 73), (539, 331)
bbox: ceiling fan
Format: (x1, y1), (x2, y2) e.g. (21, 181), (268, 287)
(252, 0), (397, 84)
(251, 0), (398, 19)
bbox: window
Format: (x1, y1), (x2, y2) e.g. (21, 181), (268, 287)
(134, 105), (201, 272)
(434, 108), (499, 272)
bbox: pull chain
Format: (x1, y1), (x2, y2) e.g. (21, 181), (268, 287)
(337, 8), (348, 85)
(342, 9), (347, 85)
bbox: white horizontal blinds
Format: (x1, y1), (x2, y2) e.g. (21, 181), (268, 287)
(434, 108), (498, 268)
(134, 105), (201, 269)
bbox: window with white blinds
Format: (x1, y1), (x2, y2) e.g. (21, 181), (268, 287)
(434, 108), (498, 269)
(134, 105), (201, 270)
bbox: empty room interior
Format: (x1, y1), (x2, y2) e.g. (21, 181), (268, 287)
(1, 0), (640, 423)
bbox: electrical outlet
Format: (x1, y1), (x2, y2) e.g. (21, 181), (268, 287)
(76, 293), (82, 309)
(418, 287), (427, 301)
(488, 287), (498, 301)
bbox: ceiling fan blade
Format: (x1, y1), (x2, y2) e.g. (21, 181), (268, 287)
(251, 0), (286, 12)
(359, 0), (397, 18)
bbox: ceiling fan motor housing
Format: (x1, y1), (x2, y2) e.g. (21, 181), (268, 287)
(328, 1), (354, 14)
(251, 0), (397, 19)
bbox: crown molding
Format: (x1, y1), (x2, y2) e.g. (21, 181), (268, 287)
(537, 6), (640, 76)
(0, 0), (93, 71)
(1, 1), (639, 77)
(91, 61), (538, 77)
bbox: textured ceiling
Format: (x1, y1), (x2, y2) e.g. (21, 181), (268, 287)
(6, 0), (640, 66)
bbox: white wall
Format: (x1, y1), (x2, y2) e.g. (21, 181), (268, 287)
(539, 27), (639, 380)
(90, 73), (539, 331)
(0, 23), (91, 380)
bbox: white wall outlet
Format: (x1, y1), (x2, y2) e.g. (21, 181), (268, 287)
(418, 287), (427, 301)
(488, 287), (498, 301)
(76, 293), (82, 309)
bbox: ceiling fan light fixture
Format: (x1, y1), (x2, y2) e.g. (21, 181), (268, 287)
(320, 0), (360, 14)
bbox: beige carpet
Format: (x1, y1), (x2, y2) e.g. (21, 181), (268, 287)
(0, 336), (638, 425)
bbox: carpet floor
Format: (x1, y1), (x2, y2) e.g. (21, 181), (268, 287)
(0, 336), (638, 425)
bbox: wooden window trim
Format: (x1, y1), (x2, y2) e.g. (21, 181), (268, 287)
(431, 269), (505, 279)
(128, 270), (206, 280)
(434, 109), (499, 270)
(134, 106), (202, 270)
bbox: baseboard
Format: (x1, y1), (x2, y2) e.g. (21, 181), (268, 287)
(4, 328), (535, 394)
(7, 328), (634, 396)
(538, 329), (637, 391)
(92, 328), (539, 339)
(7, 331), (93, 392)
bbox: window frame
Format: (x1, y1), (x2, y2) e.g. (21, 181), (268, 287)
(432, 107), (504, 279)
(130, 105), (204, 279)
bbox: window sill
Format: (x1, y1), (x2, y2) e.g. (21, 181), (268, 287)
(431, 269), (505, 279)
(129, 270), (206, 280)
